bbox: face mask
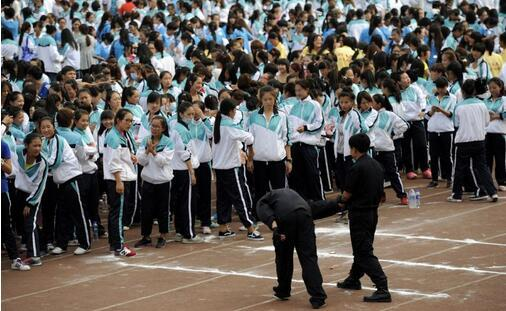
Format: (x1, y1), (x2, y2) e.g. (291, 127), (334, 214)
(169, 102), (177, 113)
(182, 117), (192, 124)
(130, 72), (137, 81)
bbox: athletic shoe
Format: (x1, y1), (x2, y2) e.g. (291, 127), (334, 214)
(400, 197), (408, 205)
(247, 231), (264, 241)
(46, 243), (55, 251)
(469, 194), (489, 201)
(68, 239), (79, 246)
(115, 245), (136, 257)
(155, 237), (166, 248)
(174, 233), (183, 242)
(153, 219), (158, 225)
(488, 194), (499, 202)
(447, 195), (462, 203)
(383, 181), (391, 188)
(311, 300), (326, 309)
(123, 226), (130, 231)
(202, 226), (212, 235)
(422, 169), (432, 179)
(51, 247), (67, 255)
(22, 257), (42, 266)
(337, 277), (362, 290)
(11, 258), (31, 271)
(406, 172), (418, 180)
(182, 236), (205, 244)
(363, 289), (392, 302)
(239, 225), (248, 231)
(498, 185), (506, 192)
(218, 230), (236, 239)
(74, 247), (89, 255)
(273, 287), (290, 300)
(134, 237), (152, 248)
(210, 222), (219, 228)
(427, 181), (438, 188)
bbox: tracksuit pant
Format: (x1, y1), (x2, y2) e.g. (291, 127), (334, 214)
(452, 141), (497, 199)
(274, 209), (327, 304)
(289, 142), (324, 201)
(402, 120), (429, 173)
(2, 192), (20, 260)
(195, 162), (212, 227)
(141, 181), (170, 237)
(253, 160), (286, 206)
(171, 170), (197, 239)
(335, 153), (354, 191)
(485, 133), (506, 186)
(348, 208), (388, 290)
(123, 176), (139, 227)
(106, 180), (133, 251)
(318, 144), (333, 192)
(429, 132), (454, 182)
(55, 176), (91, 251)
(373, 151), (406, 198)
(41, 177), (58, 248)
(16, 191), (41, 258)
(78, 172), (104, 233)
(215, 167), (256, 227)
(393, 138), (404, 172)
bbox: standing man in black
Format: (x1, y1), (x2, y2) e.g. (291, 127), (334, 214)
(256, 188), (341, 309)
(336, 133), (392, 303)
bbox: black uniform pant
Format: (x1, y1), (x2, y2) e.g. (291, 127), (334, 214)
(319, 145), (333, 192)
(171, 170), (197, 239)
(106, 180), (133, 251)
(16, 191), (41, 258)
(335, 153), (354, 191)
(78, 172), (102, 229)
(2, 192), (20, 260)
(348, 209), (388, 289)
(195, 162), (212, 227)
(485, 133), (506, 186)
(402, 120), (429, 173)
(452, 141), (497, 199)
(141, 181), (170, 237)
(41, 177), (58, 247)
(123, 176), (139, 227)
(393, 138), (403, 172)
(373, 151), (406, 198)
(253, 160), (286, 207)
(429, 132), (454, 182)
(55, 177), (91, 250)
(289, 142), (324, 201)
(215, 167), (256, 227)
(274, 209), (327, 304)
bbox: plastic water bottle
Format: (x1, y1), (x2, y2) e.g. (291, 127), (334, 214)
(92, 222), (99, 240)
(408, 189), (416, 209)
(415, 190), (421, 209)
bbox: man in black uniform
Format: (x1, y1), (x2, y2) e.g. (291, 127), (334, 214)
(336, 133), (392, 302)
(256, 188), (342, 309)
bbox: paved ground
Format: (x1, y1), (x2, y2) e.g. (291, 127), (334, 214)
(2, 178), (506, 311)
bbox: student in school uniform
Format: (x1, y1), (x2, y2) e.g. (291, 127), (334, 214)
(135, 116), (174, 248)
(381, 78), (406, 171)
(212, 98), (264, 241)
(189, 101), (214, 235)
(93, 110), (114, 212)
(138, 92), (170, 145)
(371, 94), (409, 205)
(247, 86), (291, 209)
(447, 80), (498, 203)
(425, 77), (457, 188)
(357, 92), (379, 150)
(103, 109), (137, 256)
(122, 86), (145, 140)
(38, 115), (90, 256)
(287, 80), (325, 201)
(170, 101), (204, 244)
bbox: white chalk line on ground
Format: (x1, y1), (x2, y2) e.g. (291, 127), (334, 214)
(117, 262), (450, 299)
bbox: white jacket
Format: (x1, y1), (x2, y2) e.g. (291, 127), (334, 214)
(212, 115), (254, 170)
(425, 93), (456, 133)
(170, 121), (200, 171)
(14, 147), (48, 208)
(248, 109), (289, 162)
(373, 109), (409, 152)
(103, 127), (137, 181)
(43, 134), (82, 184)
(136, 135), (174, 184)
(36, 34), (64, 74)
(454, 97), (490, 144)
(288, 96), (324, 146)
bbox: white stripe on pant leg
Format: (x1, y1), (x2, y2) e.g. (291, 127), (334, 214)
(31, 202), (41, 258)
(469, 158), (480, 195)
(234, 168), (253, 226)
(393, 153), (405, 194)
(242, 165), (253, 208)
(449, 134), (454, 173)
(410, 139), (415, 172)
(187, 172), (194, 238)
(323, 146), (332, 189)
(451, 146), (458, 183)
(315, 147), (325, 200)
(73, 181), (90, 247)
(129, 176), (139, 226)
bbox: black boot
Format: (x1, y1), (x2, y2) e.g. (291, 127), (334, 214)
(273, 286), (290, 300)
(363, 289), (392, 302)
(337, 277), (362, 290)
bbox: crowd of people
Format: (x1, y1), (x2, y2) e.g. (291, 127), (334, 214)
(1, 0), (505, 274)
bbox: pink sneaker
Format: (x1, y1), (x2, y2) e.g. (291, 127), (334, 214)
(422, 169), (432, 179)
(406, 172), (418, 180)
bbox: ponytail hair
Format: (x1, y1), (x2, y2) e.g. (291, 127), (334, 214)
(373, 94), (393, 112)
(213, 98), (237, 144)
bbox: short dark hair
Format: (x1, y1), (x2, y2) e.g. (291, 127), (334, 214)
(349, 133), (370, 153)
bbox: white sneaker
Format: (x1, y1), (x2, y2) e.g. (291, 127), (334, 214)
(74, 247), (90, 255)
(68, 239), (79, 246)
(247, 231), (264, 241)
(123, 226), (130, 231)
(239, 225), (248, 231)
(488, 194), (499, 202)
(46, 243), (55, 251)
(153, 220), (159, 225)
(174, 233), (183, 242)
(202, 226), (212, 234)
(498, 185), (506, 192)
(11, 258), (31, 271)
(51, 247), (66, 255)
(182, 236), (205, 244)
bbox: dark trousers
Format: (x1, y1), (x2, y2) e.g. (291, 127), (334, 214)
(452, 141), (497, 198)
(106, 180), (133, 251)
(2, 192), (19, 260)
(122, 177), (138, 227)
(78, 172), (102, 228)
(393, 138), (403, 172)
(373, 151), (406, 198)
(335, 153), (354, 191)
(171, 170), (197, 239)
(195, 162), (212, 227)
(429, 132), (454, 182)
(402, 120), (429, 173)
(348, 209), (388, 289)
(16, 191), (41, 257)
(253, 160), (286, 206)
(8, 179), (23, 237)
(319, 145), (333, 192)
(289, 142), (324, 201)
(55, 177), (91, 250)
(141, 181), (170, 237)
(274, 209), (327, 304)
(215, 167), (256, 227)
(41, 177), (58, 247)
(485, 133), (506, 186)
